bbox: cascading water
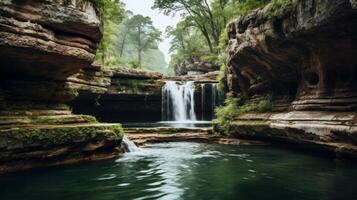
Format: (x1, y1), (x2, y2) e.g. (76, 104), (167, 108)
(200, 83), (224, 120)
(162, 81), (197, 121)
(162, 81), (224, 122)
(122, 135), (140, 152)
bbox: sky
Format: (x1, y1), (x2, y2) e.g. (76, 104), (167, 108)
(121, 0), (181, 64)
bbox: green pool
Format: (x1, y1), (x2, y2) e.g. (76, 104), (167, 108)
(1, 142), (356, 200)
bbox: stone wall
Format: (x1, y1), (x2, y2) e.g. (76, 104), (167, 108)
(220, 0), (357, 158)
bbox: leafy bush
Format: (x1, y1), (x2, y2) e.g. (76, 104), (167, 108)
(217, 63), (228, 92)
(266, 0), (298, 18)
(128, 60), (140, 69)
(213, 94), (272, 135)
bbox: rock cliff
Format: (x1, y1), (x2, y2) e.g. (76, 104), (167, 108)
(68, 63), (164, 122)
(174, 57), (220, 75)
(219, 0), (357, 158)
(0, 0), (123, 173)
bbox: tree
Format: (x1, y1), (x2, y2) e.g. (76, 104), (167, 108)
(127, 15), (162, 68)
(95, 0), (125, 65)
(116, 11), (134, 57)
(153, 0), (227, 53)
(154, 0), (272, 53)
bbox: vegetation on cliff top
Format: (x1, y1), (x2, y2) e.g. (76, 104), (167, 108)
(153, 0), (272, 74)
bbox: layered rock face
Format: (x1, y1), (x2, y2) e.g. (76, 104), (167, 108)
(175, 57), (220, 75)
(0, 0), (123, 173)
(223, 0), (357, 157)
(68, 64), (164, 122)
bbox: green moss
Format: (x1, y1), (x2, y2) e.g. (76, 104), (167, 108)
(265, 0), (298, 19)
(112, 124), (124, 138)
(32, 115), (98, 125)
(213, 94), (272, 136)
(0, 124), (124, 150)
(67, 87), (79, 98)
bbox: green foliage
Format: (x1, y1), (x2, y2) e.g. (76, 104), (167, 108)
(160, 0), (274, 75)
(96, 0), (125, 65)
(265, 0), (298, 18)
(128, 60), (140, 69)
(96, 9), (167, 73)
(201, 54), (220, 66)
(217, 63), (228, 92)
(213, 94), (272, 135)
(219, 30), (229, 50)
(127, 15), (162, 68)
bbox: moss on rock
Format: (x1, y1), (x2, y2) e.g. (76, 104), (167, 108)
(0, 124), (124, 151)
(31, 115), (98, 125)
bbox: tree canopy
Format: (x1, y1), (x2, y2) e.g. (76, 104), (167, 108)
(154, 0), (272, 74)
(95, 0), (275, 75)
(95, 1), (168, 74)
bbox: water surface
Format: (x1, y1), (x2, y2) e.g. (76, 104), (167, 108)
(1, 142), (356, 200)
(122, 121), (212, 128)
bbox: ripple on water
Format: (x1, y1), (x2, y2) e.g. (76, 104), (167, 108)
(1, 142), (357, 200)
(96, 174), (117, 181)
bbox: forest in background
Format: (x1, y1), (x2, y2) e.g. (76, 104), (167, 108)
(95, 0), (292, 75)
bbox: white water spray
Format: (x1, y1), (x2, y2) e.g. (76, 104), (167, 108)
(122, 135), (140, 152)
(162, 81), (197, 121)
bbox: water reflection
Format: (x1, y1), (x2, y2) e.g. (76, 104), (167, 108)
(0, 143), (356, 200)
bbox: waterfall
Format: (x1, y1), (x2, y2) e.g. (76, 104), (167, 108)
(200, 83), (224, 120)
(122, 135), (140, 152)
(162, 81), (224, 122)
(162, 81), (197, 121)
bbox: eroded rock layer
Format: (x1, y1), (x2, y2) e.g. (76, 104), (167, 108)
(68, 63), (165, 122)
(223, 0), (357, 157)
(0, 0), (123, 173)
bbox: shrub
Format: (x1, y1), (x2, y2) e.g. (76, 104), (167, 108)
(213, 94), (272, 136)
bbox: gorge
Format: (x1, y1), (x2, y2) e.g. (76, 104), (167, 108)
(0, 0), (357, 199)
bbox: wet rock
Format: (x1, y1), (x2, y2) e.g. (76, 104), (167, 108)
(125, 127), (266, 147)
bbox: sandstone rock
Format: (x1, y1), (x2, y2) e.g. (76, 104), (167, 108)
(223, 0), (357, 158)
(165, 71), (220, 83)
(0, 0), (102, 80)
(0, 0), (124, 173)
(68, 64), (165, 122)
(175, 57), (220, 76)
(227, 0), (357, 111)
(125, 127), (266, 147)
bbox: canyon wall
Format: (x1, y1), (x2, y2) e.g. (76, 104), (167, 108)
(68, 64), (164, 122)
(0, 0), (123, 173)
(221, 0), (357, 158)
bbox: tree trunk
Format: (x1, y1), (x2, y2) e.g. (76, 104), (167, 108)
(138, 49), (142, 68)
(200, 25), (214, 53)
(137, 25), (142, 68)
(119, 32), (128, 57)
